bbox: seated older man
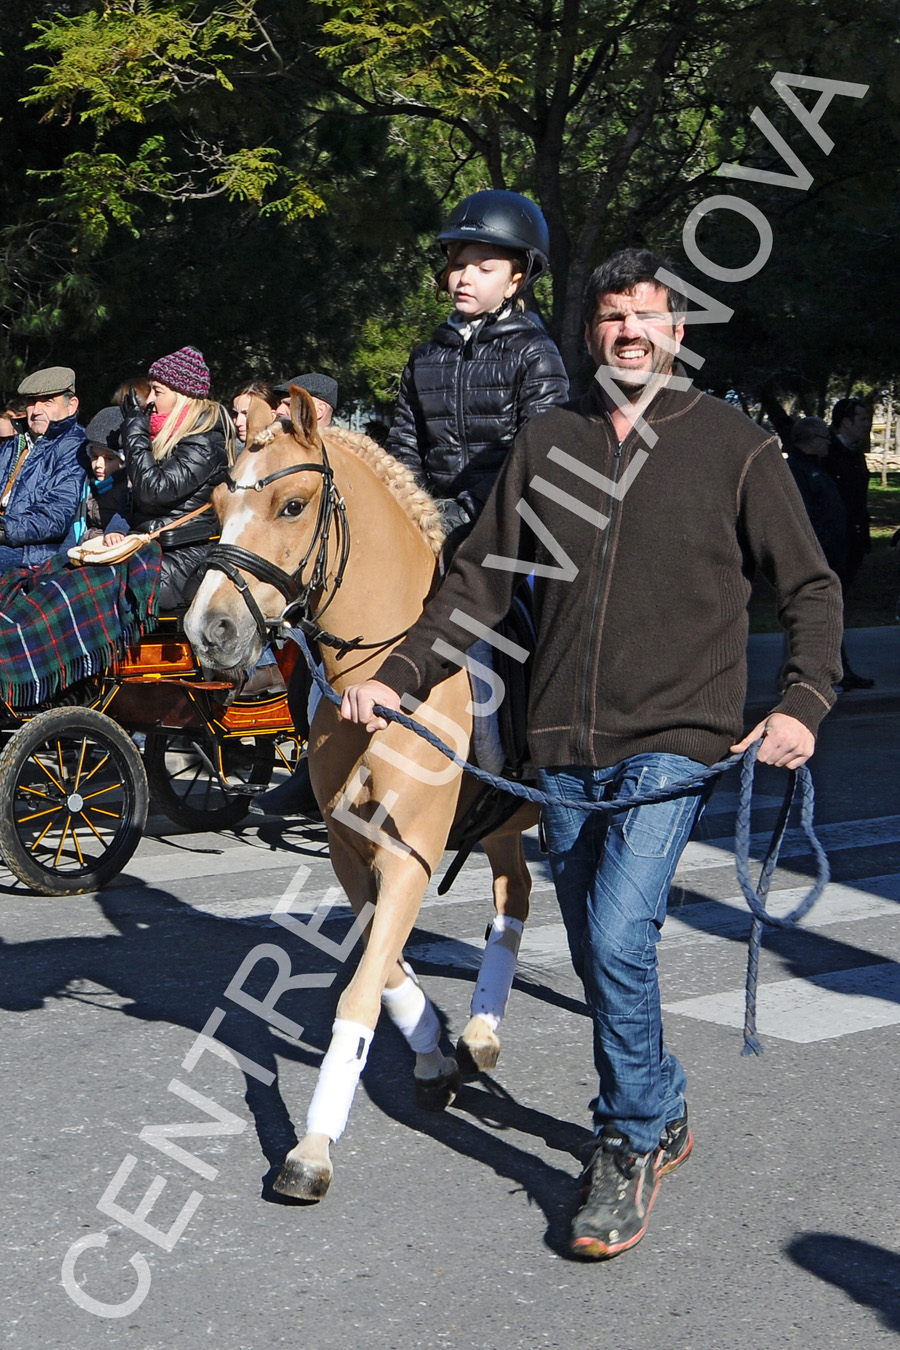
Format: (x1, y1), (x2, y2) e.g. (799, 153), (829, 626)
(0, 366), (88, 568)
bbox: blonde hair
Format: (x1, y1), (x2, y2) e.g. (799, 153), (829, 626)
(151, 393), (236, 464)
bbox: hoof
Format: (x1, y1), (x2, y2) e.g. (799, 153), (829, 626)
(272, 1154), (333, 1202)
(456, 1017), (501, 1076)
(414, 1060), (460, 1112)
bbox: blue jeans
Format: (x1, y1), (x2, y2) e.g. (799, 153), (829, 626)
(538, 755), (709, 1155)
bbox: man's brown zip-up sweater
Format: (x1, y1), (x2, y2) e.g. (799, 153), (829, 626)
(377, 377), (843, 769)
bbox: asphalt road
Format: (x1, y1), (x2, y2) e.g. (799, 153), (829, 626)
(2, 706), (899, 1349)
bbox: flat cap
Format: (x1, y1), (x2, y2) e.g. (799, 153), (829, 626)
(18, 366), (76, 399)
(273, 372), (338, 408)
(85, 406), (125, 452)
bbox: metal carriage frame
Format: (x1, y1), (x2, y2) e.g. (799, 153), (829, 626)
(0, 619), (304, 895)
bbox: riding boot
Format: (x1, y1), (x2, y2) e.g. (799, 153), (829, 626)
(249, 756), (322, 819)
(837, 642), (875, 691)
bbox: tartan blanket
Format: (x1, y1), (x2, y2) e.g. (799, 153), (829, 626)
(0, 545), (162, 707)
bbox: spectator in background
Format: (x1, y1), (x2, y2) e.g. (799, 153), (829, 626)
(0, 366), (88, 569)
(272, 373), (338, 427)
(787, 418), (848, 580)
(111, 376), (151, 411)
(827, 396), (872, 575)
(121, 346), (233, 612)
(231, 380), (279, 447)
(826, 396), (875, 689)
(82, 407), (131, 545)
(0, 396), (28, 442)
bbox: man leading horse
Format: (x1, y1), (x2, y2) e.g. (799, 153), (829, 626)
(340, 248), (843, 1260)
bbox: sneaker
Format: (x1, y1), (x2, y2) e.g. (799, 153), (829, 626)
(658, 1110), (693, 1175)
(569, 1131), (661, 1260)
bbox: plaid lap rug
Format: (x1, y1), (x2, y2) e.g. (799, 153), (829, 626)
(0, 546), (161, 707)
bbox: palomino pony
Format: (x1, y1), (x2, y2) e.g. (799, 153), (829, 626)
(185, 390), (535, 1201)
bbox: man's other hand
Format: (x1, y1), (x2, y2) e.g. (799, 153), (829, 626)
(731, 712), (815, 770)
(340, 680), (401, 733)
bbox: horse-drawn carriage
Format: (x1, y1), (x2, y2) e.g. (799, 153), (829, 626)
(0, 617), (302, 895)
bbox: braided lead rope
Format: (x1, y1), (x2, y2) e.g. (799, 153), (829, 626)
(295, 629), (740, 810)
(735, 742), (830, 1055)
(292, 630), (830, 1053)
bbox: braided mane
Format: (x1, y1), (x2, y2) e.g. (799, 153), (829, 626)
(323, 426), (445, 557)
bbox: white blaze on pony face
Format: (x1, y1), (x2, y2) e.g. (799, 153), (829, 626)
(185, 429), (326, 673)
(218, 450), (264, 546)
(185, 447), (271, 668)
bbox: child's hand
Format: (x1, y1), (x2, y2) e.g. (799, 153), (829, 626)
(103, 532), (126, 547)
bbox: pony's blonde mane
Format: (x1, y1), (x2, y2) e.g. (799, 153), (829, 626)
(322, 426), (445, 557)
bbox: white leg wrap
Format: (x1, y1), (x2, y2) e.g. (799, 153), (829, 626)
(381, 975), (441, 1055)
(470, 916), (524, 1032)
(305, 1019), (374, 1142)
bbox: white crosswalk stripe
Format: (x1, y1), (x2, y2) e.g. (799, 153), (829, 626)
(405, 872), (900, 971)
(678, 813), (900, 873)
(35, 804), (897, 1046)
(401, 815), (900, 1045)
(662, 963), (900, 1042)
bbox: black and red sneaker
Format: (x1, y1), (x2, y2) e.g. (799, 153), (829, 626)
(658, 1110), (693, 1176)
(569, 1131), (661, 1260)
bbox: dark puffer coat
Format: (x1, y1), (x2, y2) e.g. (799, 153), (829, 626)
(122, 411), (227, 612)
(386, 306), (568, 522)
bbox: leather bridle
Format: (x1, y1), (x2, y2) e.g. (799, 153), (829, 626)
(202, 437), (350, 649)
(201, 435), (406, 659)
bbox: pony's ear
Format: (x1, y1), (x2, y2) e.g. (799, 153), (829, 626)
(245, 394), (273, 445)
(289, 386), (319, 443)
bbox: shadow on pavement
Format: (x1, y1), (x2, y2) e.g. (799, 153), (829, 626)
(786, 1232), (900, 1331)
(1, 883), (591, 1248)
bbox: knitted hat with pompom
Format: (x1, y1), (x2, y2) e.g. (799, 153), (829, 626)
(148, 346), (210, 399)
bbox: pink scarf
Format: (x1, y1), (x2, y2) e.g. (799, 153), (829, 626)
(150, 404), (191, 439)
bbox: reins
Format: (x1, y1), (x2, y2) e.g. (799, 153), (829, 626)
(290, 627), (830, 1057)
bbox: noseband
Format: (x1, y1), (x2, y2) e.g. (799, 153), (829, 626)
(202, 437), (350, 649)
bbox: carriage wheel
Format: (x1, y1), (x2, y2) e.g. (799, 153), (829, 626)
(0, 707), (148, 895)
(144, 732), (276, 831)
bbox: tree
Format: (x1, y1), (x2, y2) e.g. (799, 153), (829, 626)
(302, 0), (899, 378)
(0, 1), (443, 406)
(6, 0), (900, 408)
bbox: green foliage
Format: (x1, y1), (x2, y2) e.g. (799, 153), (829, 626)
(320, 0), (522, 109)
(2, 0), (899, 416)
(352, 275), (448, 408)
(25, 0), (256, 127)
(37, 136), (174, 244)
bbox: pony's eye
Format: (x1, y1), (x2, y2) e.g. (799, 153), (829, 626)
(281, 499), (305, 518)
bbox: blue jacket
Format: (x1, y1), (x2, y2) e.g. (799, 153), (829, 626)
(0, 413), (89, 565)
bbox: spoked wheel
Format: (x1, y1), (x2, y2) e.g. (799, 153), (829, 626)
(144, 733), (275, 831)
(0, 707), (149, 895)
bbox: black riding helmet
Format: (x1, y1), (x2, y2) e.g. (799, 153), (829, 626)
(437, 190), (550, 288)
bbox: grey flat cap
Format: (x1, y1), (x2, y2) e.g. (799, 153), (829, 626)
(18, 366), (76, 398)
(273, 372), (338, 408)
(85, 406), (125, 452)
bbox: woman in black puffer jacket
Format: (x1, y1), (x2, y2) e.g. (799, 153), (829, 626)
(386, 191), (568, 550)
(121, 345), (234, 612)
